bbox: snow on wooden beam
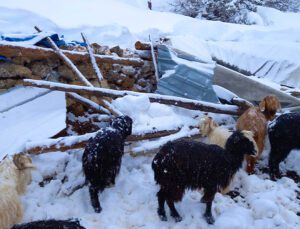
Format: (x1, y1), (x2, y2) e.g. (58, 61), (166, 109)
(24, 79), (244, 115)
(128, 127), (201, 156)
(0, 43), (144, 66)
(25, 128), (181, 155)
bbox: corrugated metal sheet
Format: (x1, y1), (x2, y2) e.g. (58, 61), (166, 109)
(156, 45), (219, 103)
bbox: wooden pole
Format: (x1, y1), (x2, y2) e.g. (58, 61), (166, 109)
(25, 128), (181, 155)
(24, 79), (244, 115)
(81, 32), (104, 82)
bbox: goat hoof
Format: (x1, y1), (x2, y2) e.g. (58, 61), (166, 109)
(94, 207), (102, 213)
(174, 216), (182, 222)
(270, 172), (281, 181)
(204, 214), (215, 224)
(200, 197), (208, 203)
(159, 214), (167, 221)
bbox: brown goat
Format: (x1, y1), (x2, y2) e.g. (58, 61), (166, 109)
(236, 95), (281, 174)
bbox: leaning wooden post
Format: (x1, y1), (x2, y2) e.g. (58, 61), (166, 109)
(35, 27), (93, 87)
(34, 26), (122, 116)
(80, 32), (121, 115)
(81, 33), (104, 82)
(149, 35), (159, 82)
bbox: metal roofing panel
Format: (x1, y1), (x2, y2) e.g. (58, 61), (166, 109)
(156, 45), (219, 103)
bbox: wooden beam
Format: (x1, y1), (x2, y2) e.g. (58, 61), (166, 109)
(0, 43), (144, 66)
(25, 128), (181, 155)
(81, 32), (104, 82)
(135, 41), (152, 50)
(67, 92), (110, 115)
(23, 79), (244, 115)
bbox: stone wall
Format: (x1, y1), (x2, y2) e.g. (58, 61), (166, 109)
(0, 43), (156, 93)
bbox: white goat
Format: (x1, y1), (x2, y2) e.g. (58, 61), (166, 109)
(199, 115), (232, 148)
(0, 153), (35, 229)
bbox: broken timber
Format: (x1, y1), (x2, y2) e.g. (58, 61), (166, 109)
(25, 129), (181, 155)
(24, 79), (245, 115)
(0, 43), (144, 67)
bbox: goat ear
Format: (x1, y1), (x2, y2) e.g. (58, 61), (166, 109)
(277, 100), (282, 111)
(13, 154), (35, 169)
(209, 118), (218, 129)
(259, 98), (266, 112)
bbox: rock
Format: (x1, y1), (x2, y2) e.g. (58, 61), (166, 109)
(57, 65), (75, 81)
(137, 78), (148, 87)
(121, 66), (136, 76)
(91, 43), (111, 55)
(121, 77), (135, 89)
(0, 79), (19, 89)
(110, 46), (123, 57)
(112, 64), (122, 72)
(28, 61), (59, 80)
(0, 63), (32, 78)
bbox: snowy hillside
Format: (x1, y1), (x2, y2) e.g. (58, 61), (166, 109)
(1, 0), (299, 88)
(0, 0), (300, 228)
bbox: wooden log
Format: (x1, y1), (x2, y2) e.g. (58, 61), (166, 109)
(67, 92), (110, 115)
(98, 99), (123, 116)
(23, 79), (244, 115)
(25, 128), (181, 155)
(34, 26), (93, 87)
(135, 41), (152, 50)
(81, 32), (104, 82)
(149, 35), (159, 82)
(0, 43), (144, 66)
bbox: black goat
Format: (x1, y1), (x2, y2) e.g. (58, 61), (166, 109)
(268, 112), (300, 180)
(152, 130), (257, 224)
(11, 219), (85, 229)
(82, 115), (133, 213)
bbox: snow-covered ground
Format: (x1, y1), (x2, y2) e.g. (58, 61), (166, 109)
(0, 0), (300, 228)
(0, 87), (66, 157)
(21, 95), (300, 228)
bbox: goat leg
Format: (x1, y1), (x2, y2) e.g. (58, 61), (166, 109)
(89, 185), (102, 213)
(269, 158), (282, 181)
(201, 188), (216, 224)
(204, 201), (215, 224)
(166, 199), (182, 222)
(157, 189), (167, 221)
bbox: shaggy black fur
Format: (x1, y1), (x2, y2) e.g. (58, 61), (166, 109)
(152, 131), (257, 224)
(11, 219), (85, 229)
(82, 115), (133, 213)
(268, 112), (300, 180)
